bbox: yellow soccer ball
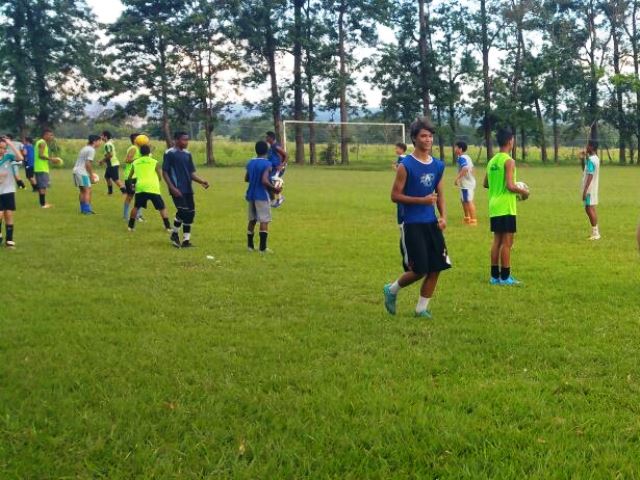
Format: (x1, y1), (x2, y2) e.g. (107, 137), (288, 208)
(134, 134), (150, 147)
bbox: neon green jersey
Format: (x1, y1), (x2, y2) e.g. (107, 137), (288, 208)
(133, 155), (160, 194)
(104, 141), (119, 167)
(34, 139), (50, 173)
(487, 152), (517, 217)
(124, 145), (140, 178)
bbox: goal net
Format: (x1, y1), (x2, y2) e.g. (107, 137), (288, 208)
(282, 120), (406, 166)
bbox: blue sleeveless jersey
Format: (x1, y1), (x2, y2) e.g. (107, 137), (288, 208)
(268, 142), (282, 171)
(401, 154), (445, 224)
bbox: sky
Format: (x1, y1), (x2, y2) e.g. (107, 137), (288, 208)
(85, 0), (386, 107)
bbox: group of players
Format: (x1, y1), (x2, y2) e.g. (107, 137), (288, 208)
(383, 117), (603, 319)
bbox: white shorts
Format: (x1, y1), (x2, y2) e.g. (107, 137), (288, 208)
(248, 200), (271, 223)
(73, 173), (91, 188)
(460, 188), (475, 202)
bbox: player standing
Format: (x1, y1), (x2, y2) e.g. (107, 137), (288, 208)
(100, 131), (126, 196)
(23, 137), (36, 191)
(265, 131), (288, 208)
(127, 145), (171, 232)
(0, 137), (26, 248)
(580, 140), (601, 240)
(72, 135), (102, 214)
(34, 128), (63, 209)
(383, 118), (451, 319)
(162, 131), (210, 248)
(123, 133), (141, 220)
(246, 140), (281, 253)
(453, 141), (477, 225)
(483, 128), (529, 286)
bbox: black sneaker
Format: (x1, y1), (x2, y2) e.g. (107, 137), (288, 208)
(170, 231), (181, 248)
(181, 240), (193, 248)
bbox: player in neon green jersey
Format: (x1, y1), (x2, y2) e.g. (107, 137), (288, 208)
(99, 130), (126, 196)
(126, 144), (171, 233)
(122, 133), (143, 220)
(34, 128), (63, 208)
(483, 127), (529, 286)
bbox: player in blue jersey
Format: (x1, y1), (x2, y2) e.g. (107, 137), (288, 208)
(163, 131), (210, 248)
(393, 142), (408, 269)
(383, 118), (451, 319)
(265, 131), (288, 208)
(23, 137), (36, 191)
(246, 140), (282, 253)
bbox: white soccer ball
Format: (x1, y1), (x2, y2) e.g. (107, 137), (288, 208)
(271, 176), (284, 190)
(515, 181), (529, 201)
(91, 172), (100, 183)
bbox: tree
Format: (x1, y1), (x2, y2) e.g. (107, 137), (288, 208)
(0, 0), (103, 133)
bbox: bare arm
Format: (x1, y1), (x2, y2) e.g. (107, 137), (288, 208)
(275, 145), (288, 165)
(162, 170), (182, 197)
(505, 159), (528, 197)
(191, 172), (209, 189)
(125, 148), (136, 164)
(5, 139), (24, 163)
(435, 177), (447, 230)
(128, 165), (135, 181)
(483, 173), (489, 189)
(454, 166), (469, 185)
(391, 164), (437, 206)
(261, 169), (279, 193)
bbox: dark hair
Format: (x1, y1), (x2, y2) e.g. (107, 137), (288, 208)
(140, 145), (151, 155)
(102, 130), (112, 140)
(25, 137), (33, 144)
(174, 131), (189, 140)
(255, 140), (269, 156)
(42, 128), (53, 135)
(587, 139), (598, 150)
(395, 142), (407, 152)
(4, 134), (13, 140)
(88, 134), (101, 144)
(455, 140), (468, 152)
(409, 117), (436, 142)
(265, 131), (276, 140)
(496, 127), (514, 147)
(130, 133), (140, 143)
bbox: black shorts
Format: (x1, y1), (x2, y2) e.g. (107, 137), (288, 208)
(125, 179), (136, 195)
(490, 215), (517, 233)
(0, 193), (16, 211)
(401, 222), (451, 275)
(105, 166), (120, 181)
(25, 166), (34, 179)
(171, 193), (195, 211)
(134, 192), (165, 210)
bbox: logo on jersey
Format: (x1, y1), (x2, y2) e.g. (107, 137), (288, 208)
(420, 173), (435, 187)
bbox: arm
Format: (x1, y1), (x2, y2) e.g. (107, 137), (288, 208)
(191, 172), (209, 189)
(483, 173), (489, 189)
(156, 164), (163, 182)
(86, 151), (96, 181)
(5, 139), (24, 163)
(245, 171), (249, 183)
(37, 141), (59, 162)
(390, 164), (437, 206)
(162, 170), (182, 197)
(435, 178), (447, 230)
(127, 165), (135, 181)
(275, 145), (288, 165)
(454, 166), (469, 186)
(505, 158), (528, 198)
(261, 169), (279, 193)
(125, 148), (135, 164)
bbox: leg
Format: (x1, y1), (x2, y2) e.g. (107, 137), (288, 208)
(468, 201), (477, 222)
(420, 271), (440, 299)
(499, 233), (515, 281)
(490, 233), (503, 281)
(585, 206), (598, 227)
(461, 201), (470, 221)
(259, 221), (269, 251)
(4, 209), (14, 245)
(397, 270), (425, 288)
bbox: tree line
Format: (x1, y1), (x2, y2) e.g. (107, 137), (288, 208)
(1, 0), (640, 165)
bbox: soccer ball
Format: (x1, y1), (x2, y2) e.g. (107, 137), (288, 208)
(515, 181), (529, 201)
(91, 172), (100, 183)
(271, 176), (284, 190)
(134, 134), (150, 147)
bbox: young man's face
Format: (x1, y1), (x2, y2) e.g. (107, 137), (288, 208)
(394, 146), (405, 156)
(265, 136), (274, 145)
(176, 135), (189, 149)
(43, 132), (54, 141)
(454, 146), (462, 157)
(414, 129), (433, 152)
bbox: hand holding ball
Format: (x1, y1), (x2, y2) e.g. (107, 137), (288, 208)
(515, 181), (530, 201)
(91, 172), (100, 184)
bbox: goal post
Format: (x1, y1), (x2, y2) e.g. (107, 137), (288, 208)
(282, 120), (406, 166)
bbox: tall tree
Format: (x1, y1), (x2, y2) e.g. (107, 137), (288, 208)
(622, 0), (640, 163)
(292, 0), (305, 164)
(0, 0), (102, 132)
(109, 0), (190, 146)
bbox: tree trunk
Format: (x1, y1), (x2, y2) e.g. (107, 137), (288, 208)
(608, 6), (626, 164)
(158, 32), (172, 148)
(338, 1), (349, 165)
(266, 24), (282, 143)
(304, 0), (316, 165)
(448, 98), (457, 165)
(293, 0), (305, 164)
(551, 67), (560, 163)
(418, 0), (431, 118)
(534, 96), (548, 163)
(24, 5), (51, 129)
(480, 0), (493, 159)
(520, 127), (526, 161)
(436, 106), (445, 160)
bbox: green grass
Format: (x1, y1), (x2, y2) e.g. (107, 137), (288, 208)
(2, 165), (640, 478)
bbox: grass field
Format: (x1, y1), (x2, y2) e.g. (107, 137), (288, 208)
(47, 138), (633, 169)
(2, 165), (640, 478)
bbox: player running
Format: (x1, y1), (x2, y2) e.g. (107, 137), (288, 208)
(34, 128), (63, 208)
(72, 135), (102, 215)
(162, 131), (210, 248)
(0, 137), (26, 248)
(126, 144), (171, 233)
(246, 140), (281, 253)
(453, 141), (477, 225)
(100, 131), (126, 196)
(265, 131), (288, 208)
(483, 127), (529, 286)
(383, 117), (451, 319)
(580, 140), (601, 240)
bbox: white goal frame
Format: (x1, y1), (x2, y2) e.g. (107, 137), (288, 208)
(281, 120), (406, 152)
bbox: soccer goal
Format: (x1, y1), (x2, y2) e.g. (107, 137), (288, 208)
(282, 120), (406, 166)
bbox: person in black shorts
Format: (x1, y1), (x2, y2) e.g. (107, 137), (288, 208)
(383, 118), (451, 319)
(162, 131), (209, 248)
(100, 131), (126, 196)
(0, 137), (26, 248)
